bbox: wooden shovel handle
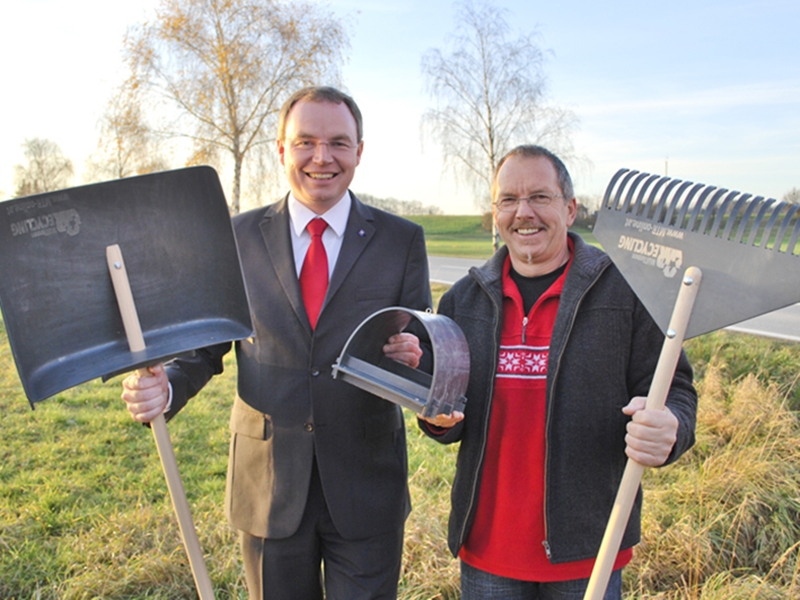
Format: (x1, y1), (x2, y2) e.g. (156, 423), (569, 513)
(106, 245), (215, 600)
(106, 245), (145, 353)
(149, 412), (215, 599)
(583, 266), (702, 600)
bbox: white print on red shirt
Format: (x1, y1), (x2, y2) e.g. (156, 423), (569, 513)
(496, 345), (549, 379)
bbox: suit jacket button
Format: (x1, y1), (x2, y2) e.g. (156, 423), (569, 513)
(304, 422), (314, 432)
(310, 368), (320, 377)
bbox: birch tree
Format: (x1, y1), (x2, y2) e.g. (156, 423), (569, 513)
(85, 77), (168, 182)
(13, 138), (74, 197)
(125, 0), (348, 213)
(422, 0), (578, 248)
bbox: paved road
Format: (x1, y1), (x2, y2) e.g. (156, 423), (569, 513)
(428, 256), (800, 342)
(428, 255), (486, 285)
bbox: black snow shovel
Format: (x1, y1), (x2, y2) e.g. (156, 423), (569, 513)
(0, 166), (253, 599)
(583, 169), (800, 599)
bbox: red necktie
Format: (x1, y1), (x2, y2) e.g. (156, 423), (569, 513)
(300, 218), (329, 330)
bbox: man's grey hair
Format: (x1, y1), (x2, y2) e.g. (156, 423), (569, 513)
(491, 145), (574, 201)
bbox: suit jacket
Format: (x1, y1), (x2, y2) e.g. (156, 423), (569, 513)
(165, 192), (431, 540)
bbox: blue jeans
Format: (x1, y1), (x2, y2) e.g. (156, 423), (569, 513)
(460, 560), (623, 600)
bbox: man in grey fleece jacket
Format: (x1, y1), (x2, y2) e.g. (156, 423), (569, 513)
(419, 145), (697, 599)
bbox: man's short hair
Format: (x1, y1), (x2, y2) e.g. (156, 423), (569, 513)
(277, 86), (363, 143)
(491, 145), (574, 202)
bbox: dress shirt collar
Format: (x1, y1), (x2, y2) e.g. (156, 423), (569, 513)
(288, 191), (351, 238)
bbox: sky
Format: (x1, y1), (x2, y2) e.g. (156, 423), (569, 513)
(2, 0), (798, 214)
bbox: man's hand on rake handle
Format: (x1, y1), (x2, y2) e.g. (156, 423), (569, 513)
(622, 396), (679, 467)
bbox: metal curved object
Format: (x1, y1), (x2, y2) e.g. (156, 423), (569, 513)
(331, 307), (469, 418)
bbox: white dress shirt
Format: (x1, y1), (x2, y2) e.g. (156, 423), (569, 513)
(287, 191), (351, 278)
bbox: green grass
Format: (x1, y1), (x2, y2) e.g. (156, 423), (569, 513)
(405, 215), (600, 258)
(405, 215), (494, 258)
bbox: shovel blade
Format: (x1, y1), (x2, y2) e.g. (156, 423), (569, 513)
(593, 169), (800, 339)
(0, 166), (253, 404)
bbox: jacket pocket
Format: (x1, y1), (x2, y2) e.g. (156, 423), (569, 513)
(229, 395), (273, 440)
(226, 397), (274, 537)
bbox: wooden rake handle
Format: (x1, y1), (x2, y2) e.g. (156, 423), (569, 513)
(583, 266), (702, 600)
(106, 244), (215, 600)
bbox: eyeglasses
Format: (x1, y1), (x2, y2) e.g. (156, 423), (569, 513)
(290, 139), (356, 153)
(494, 193), (564, 212)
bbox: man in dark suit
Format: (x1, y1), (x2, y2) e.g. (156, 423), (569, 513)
(120, 86), (431, 600)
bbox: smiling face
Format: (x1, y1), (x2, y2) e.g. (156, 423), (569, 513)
(277, 99), (364, 214)
(494, 154), (577, 277)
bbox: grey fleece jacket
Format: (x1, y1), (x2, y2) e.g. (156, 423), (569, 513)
(423, 233), (697, 563)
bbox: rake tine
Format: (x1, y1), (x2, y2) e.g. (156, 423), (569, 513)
(652, 178), (682, 223)
(604, 169), (633, 210)
(620, 171), (647, 213)
(664, 181), (695, 227)
(604, 172), (797, 253)
(722, 193), (753, 241)
(746, 198), (776, 246)
(733, 196), (763, 244)
(700, 190), (736, 237)
(774, 204), (800, 253)
(708, 190), (739, 238)
(618, 171), (644, 212)
(642, 176), (670, 220)
(603, 169), (626, 210)
(686, 185), (719, 232)
(629, 173), (660, 216)
(758, 201), (788, 249)
(785, 214), (800, 255)
(674, 183), (705, 230)
(618, 170), (643, 212)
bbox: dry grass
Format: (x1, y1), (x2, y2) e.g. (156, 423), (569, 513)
(628, 362), (800, 599)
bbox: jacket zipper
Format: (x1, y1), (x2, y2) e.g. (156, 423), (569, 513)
(541, 264), (608, 559)
(457, 271), (502, 551)
(521, 315), (528, 344)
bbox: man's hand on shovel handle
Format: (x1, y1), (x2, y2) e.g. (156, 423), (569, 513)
(121, 364), (170, 423)
(622, 396), (679, 467)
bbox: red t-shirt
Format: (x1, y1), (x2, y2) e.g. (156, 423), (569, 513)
(459, 254), (632, 581)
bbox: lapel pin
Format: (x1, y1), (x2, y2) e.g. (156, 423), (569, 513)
(358, 229), (366, 237)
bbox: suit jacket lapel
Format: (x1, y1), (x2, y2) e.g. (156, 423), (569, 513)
(258, 197), (310, 331)
(327, 195), (375, 304)
(257, 193), (375, 332)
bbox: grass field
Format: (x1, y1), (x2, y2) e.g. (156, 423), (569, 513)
(404, 214), (600, 258)
(1, 225), (799, 598)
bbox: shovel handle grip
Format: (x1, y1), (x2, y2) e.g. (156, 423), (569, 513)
(583, 266), (702, 600)
(106, 245), (145, 353)
(106, 244), (215, 599)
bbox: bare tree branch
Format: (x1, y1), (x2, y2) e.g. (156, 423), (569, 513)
(783, 187), (800, 204)
(13, 138), (74, 197)
(85, 77), (169, 182)
(421, 0), (580, 248)
(124, 0), (349, 213)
